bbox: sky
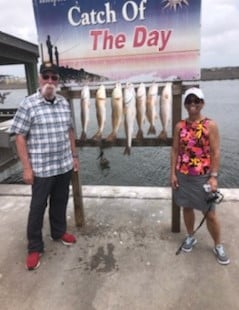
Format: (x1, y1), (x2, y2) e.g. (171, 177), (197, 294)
(0, 0), (239, 77)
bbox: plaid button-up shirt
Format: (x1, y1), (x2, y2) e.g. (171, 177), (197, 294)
(11, 90), (74, 177)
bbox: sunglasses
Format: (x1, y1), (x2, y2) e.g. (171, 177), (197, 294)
(185, 98), (202, 105)
(42, 74), (59, 81)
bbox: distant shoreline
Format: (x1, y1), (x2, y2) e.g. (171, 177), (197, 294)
(0, 83), (27, 90)
(0, 67), (239, 90)
(201, 67), (239, 81)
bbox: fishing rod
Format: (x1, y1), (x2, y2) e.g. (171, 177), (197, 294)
(175, 188), (224, 255)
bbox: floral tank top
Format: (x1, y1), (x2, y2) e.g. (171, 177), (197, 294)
(176, 118), (211, 175)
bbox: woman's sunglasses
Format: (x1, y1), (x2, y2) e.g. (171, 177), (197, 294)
(185, 97), (202, 105)
(42, 74), (59, 81)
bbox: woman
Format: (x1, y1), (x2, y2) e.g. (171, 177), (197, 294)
(171, 87), (230, 265)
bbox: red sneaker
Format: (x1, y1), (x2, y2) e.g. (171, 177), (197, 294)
(60, 233), (76, 245)
(26, 252), (41, 270)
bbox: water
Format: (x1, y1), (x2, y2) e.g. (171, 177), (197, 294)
(1, 80), (239, 187)
(199, 80), (239, 188)
(0, 89), (28, 109)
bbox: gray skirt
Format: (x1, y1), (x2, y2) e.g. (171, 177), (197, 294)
(173, 172), (215, 212)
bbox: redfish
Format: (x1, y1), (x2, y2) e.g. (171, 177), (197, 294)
(92, 84), (106, 141)
(159, 82), (172, 140)
(80, 85), (90, 141)
(106, 83), (123, 142)
(123, 82), (136, 155)
(136, 82), (146, 140)
(146, 82), (158, 135)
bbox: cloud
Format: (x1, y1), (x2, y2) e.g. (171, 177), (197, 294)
(201, 0), (239, 67)
(0, 0), (37, 43)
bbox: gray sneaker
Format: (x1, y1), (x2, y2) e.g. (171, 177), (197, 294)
(182, 236), (197, 252)
(213, 244), (230, 265)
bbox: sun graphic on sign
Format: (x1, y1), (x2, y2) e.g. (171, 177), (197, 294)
(162, 0), (189, 11)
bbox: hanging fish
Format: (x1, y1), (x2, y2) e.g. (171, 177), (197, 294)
(106, 82), (123, 142)
(159, 82), (172, 140)
(92, 84), (106, 141)
(80, 85), (90, 141)
(97, 148), (110, 170)
(136, 83), (146, 140)
(146, 82), (158, 135)
(123, 82), (136, 155)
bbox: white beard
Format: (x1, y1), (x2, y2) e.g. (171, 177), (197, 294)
(41, 83), (57, 100)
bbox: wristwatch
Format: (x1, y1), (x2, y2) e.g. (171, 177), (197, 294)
(210, 172), (218, 177)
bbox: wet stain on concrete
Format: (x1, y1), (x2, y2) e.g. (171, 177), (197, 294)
(88, 243), (118, 273)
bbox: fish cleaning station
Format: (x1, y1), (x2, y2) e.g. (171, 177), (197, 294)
(59, 81), (198, 233)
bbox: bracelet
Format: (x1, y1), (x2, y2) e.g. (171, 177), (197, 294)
(210, 172), (218, 177)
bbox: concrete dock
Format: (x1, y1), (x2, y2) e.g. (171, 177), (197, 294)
(0, 185), (238, 310)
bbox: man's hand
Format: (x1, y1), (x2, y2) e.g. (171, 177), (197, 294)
(23, 167), (34, 185)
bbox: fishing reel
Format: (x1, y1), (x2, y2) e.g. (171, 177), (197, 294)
(203, 184), (224, 204)
(207, 191), (224, 204)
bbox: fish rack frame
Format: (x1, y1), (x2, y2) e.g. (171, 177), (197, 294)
(59, 80), (199, 233)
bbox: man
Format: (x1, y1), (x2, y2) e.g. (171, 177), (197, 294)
(11, 62), (80, 270)
(171, 87), (230, 265)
